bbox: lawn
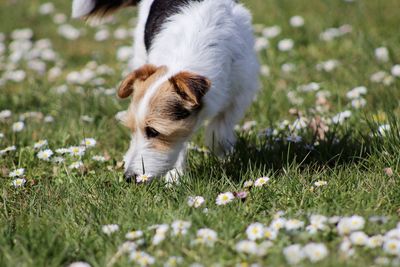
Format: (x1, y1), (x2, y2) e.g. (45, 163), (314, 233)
(1, 0), (400, 266)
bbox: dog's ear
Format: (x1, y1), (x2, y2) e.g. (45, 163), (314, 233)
(118, 64), (159, 99)
(169, 72), (211, 109)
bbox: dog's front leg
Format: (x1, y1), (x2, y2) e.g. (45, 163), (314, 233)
(164, 146), (187, 185)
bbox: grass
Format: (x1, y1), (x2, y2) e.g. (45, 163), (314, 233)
(1, 0), (400, 266)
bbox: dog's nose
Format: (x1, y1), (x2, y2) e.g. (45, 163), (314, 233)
(124, 172), (136, 183)
(124, 172), (138, 183)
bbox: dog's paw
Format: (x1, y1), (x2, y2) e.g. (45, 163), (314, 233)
(164, 169), (181, 186)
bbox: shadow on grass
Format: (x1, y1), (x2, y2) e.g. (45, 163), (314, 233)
(187, 116), (400, 182)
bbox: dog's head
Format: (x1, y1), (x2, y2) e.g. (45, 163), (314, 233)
(118, 64), (211, 181)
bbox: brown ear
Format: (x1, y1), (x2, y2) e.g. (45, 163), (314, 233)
(169, 72), (211, 109)
(118, 64), (159, 99)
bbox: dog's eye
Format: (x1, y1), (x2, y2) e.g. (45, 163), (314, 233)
(145, 127), (160, 138)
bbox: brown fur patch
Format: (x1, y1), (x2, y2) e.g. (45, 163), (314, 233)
(122, 69), (211, 152)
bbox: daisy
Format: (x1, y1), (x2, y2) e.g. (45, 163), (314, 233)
(0, 145), (17, 155)
(337, 216), (365, 235)
(270, 218), (287, 231)
(375, 47), (389, 62)
(12, 121), (25, 132)
(235, 240), (258, 255)
(314, 180), (328, 187)
(243, 180), (253, 188)
(383, 239), (400, 255)
(195, 228), (218, 247)
(285, 219), (305, 231)
(164, 256), (183, 267)
(68, 262), (91, 267)
(171, 220), (191, 236)
(278, 39), (294, 52)
(392, 64), (400, 77)
(92, 155), (106, 162)
(349, 231), (369, 246)
(152, 224), (169, 245)
(187, 196), (205, 208)
(254, 176), (270, 187)
(136, 174), (153, 184)
(346, 86), (367, 99)
(55, 148), (70, 154)
(303, 243), (329, 262)
(0, 109), (12, 120)
(34, 140), (48, 149)
(37, 149), (53, 161)
(9, 168), (25, 177)
(246, 222), (265, 241)
(102, 224), (119, 235)
(367, 235), (384, 248)
(130, 251), (155, 266)
(263, 227), (278, 240)
(216, 192), (235, 205)
(125, 230), (143, 240)
(290, 16), (305, 27)
(81, 138), (97, 148)
(12, 178), (26, 188)
(118, 241), (137, 253)
(69, 161), (83, 169)
(262, 25), (281, 39)
(283, 244), (305, 265)
(68, 146), (86, 157)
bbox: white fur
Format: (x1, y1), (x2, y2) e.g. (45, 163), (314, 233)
(125, 0), (260, 181)
(71, 0), (95, 18)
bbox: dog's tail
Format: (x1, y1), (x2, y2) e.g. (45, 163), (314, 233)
(71, 0), (140, 20)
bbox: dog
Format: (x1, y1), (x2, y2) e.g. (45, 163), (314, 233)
(72, 0), (260, 183)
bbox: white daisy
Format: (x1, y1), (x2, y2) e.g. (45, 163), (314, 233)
(314, 180), (328, 187)
(34, 140), (48, 149)
(367, 235), (384, 248)
(383, 239), (400, 255)
(187, 196), (205, 208)
(81, 138), (97, 148)
(391, 64), (400, 77)
(102, 224), (119, 235)
(290, 16), (305, 27)
(278, 39), (294, 52)
(164, 256), (183, 267)
(375, 47), (389, 62)
(69, 146), (86, 157)
(283, 244), (305, 265)
(125, 230), (143, 240)
(69, 161), (83, 169)
(37, 149), (53, 161)
(263, 227), (278, 240)
(303, 243), (329, 262)
(68, 262), (91, 267)
(92, 155), (106, 162)
(270, 218), (287, 231)
(9, 168), (25, 177)
(130, 251), (155, 266)
(12, 178), (26, 188)
(12, 121), (25, 132)
(246, 222), (265, 241)
(254, 176), (270, 187)
(235, 240), (258, 255)
(171, 220), (191, 236)
(285, 219), (305, 231)
(136, 174), (153, 184)
(349, 231), (369, 246)
(215, 192), (235, 205)
(195, 228), (218, 247)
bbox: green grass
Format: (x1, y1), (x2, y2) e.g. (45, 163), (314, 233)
(1, 0), (400, 266)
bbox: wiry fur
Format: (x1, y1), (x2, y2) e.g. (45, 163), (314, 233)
(73, 0), (260, 182)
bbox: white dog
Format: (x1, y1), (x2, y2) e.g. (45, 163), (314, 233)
(72, 0), (259, 183)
